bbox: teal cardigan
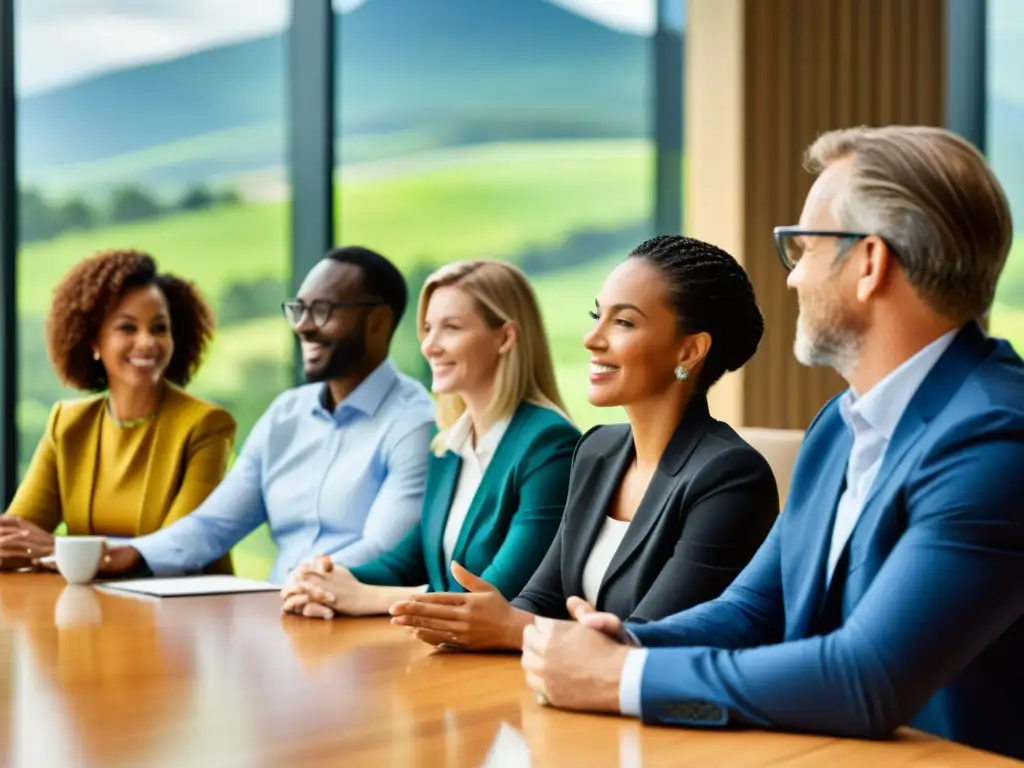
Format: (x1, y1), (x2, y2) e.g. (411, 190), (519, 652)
(350, 403), (580, 599)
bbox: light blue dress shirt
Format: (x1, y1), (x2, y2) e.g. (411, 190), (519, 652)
(131, 359), (435, 585)
(618, 330), (958, 717)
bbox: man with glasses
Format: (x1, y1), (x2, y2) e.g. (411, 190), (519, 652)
(104, 246), (434, 584)
(519, 126), (1024, 760)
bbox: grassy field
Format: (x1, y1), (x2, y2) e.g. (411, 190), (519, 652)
(18, 139), (651, 311)
(335, 140), (652, 263)
(989, 302), (1024, 350)
(185, 260), (621, 427)
(16, 138), (650, 580)
(31, 122), (285, 193)
(189, 317), (292, 396)
(28, 132), (1024, 581)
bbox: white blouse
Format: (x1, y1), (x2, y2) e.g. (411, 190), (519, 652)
(440, 413), (510, 565)
(580, 515), (631, 605)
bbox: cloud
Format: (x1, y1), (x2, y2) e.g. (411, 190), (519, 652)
(548, 0), (654, 35)
(16, 0), (290, 94)
(328, 0), (654, 32)
(16, 0), (656, 96)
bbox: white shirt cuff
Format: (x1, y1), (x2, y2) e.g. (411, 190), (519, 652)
(618, 647), (649, 717)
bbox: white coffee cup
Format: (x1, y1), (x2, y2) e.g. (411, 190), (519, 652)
(54, 536), (106, 584)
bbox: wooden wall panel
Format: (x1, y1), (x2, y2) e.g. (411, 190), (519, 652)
(691, 0), (946, 429)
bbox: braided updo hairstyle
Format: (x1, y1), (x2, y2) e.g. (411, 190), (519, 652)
(629, 235), (764, 391)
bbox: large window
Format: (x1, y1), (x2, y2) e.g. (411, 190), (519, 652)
(7, 0), (679, 579)
(15, 1), (292, 575)
(334, 0), (665, 430)
(989, 0), (1024, 350)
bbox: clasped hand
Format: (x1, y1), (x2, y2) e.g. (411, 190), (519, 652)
(519, 596), (634, 714)
(0, 517), (54, 570)
(281, 555), (365, 619)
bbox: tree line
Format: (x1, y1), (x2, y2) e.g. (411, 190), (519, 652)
(19, 183), (241, 244)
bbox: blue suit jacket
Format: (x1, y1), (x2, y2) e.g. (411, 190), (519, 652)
(628, 322), (1024, 760)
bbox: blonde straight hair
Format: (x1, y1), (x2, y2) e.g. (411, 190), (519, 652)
(418, 260), (572, 455)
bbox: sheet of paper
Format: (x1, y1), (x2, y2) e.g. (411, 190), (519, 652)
(96, 575), (279, 598)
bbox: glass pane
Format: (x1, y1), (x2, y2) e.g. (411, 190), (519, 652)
(334, 0), (666, 430)
(989, 0), (1024, 348)
(15, 1), (292, 575)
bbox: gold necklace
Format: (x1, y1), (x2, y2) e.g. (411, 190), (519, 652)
(106, 394), (162, 428)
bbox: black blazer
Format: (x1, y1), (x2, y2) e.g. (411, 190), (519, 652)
(511, 396), (779, 623)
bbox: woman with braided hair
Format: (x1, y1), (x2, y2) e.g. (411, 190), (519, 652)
(0, 249), (235, 573)
(383, 235), (780, 650)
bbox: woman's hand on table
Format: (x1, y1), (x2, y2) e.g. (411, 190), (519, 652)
(97, 546), (144, 576)
(281, 555), (370, 619)
(388, 562), (528, 651)
(0, 517), (54, 570)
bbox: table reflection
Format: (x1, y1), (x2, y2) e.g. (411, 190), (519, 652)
(1, 579), (195, 767)
(54, 585), (102, 628)
(0, 575), (1009, 768)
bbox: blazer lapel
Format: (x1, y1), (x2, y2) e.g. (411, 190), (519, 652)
(816, 321), (991, 608)
(787, 427), (852, 638)
(564, 428), (634, 599)
(861, 321), (988, 513)
(447, 406), (532, 573)
(64, 402), (104, 536)
(595, 397), (712, 599)
(424, 452), (461, 587)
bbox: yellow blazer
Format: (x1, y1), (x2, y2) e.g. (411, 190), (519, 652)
(5, 384), (237, 571)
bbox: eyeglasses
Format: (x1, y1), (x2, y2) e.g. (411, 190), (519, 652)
(281, 299), (383, 328)
(773, 226), (873, 271)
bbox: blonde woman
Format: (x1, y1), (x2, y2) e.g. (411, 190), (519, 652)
(281, 260), (580, 619)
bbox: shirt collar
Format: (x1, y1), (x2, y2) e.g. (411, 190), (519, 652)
(313, 358), (400, 421)
(444, 412), (511, 462)
(840, 329), (958, 440)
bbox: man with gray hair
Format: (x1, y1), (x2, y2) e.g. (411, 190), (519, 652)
(518, 125), (1024, 760)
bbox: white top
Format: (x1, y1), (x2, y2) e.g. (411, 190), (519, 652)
(580, 515), (632, 605)
(440, 413), (511, 566)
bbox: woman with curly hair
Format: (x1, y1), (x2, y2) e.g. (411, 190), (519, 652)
(0, 249), (237, 572)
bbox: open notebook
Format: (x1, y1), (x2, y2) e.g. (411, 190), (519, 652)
(97, 575), (279, 598)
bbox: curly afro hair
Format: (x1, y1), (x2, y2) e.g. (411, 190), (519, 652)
(46, 249), (216, 392)
(629, 235), (765, 392)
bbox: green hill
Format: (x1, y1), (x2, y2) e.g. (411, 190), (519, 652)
(17, 138), (650, 464)
(18, 139), (650, 311)
(18, 0), (649, 190)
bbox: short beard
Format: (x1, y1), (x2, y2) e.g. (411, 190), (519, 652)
(793, 312), (863, 380)
(304, 316), (368, 383)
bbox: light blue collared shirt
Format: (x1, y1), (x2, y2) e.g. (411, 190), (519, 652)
(618, 330), (959, 717)
(131, 359), (435, 584)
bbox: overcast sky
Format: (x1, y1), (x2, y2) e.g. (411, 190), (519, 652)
(15, 0), (657, 96)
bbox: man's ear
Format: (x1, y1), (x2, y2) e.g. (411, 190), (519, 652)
(367, 305), (396, 340)
(855, 235), (896, 303)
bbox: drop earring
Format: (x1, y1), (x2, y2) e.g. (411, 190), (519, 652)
(93, 350), (100, 361)
(674, 365), (688, 382)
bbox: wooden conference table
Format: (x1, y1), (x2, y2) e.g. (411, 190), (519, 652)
(0, 574), (1017, 768)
